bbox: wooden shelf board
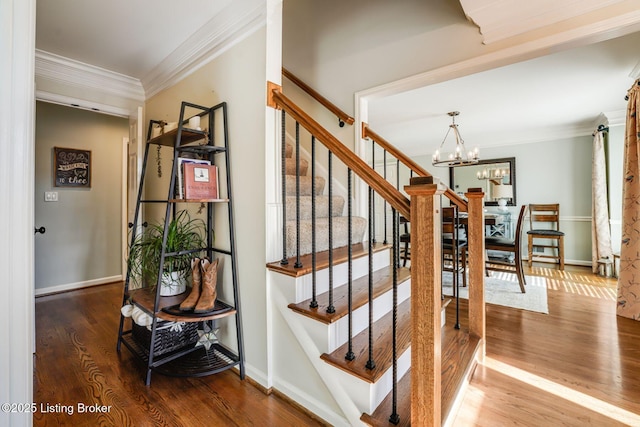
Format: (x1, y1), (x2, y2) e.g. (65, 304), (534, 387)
(128, 287), (236, 322)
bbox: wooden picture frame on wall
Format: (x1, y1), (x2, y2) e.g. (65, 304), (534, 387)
(54, 146), (91, 188)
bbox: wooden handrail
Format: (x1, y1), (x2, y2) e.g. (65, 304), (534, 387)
(362, 123), (468, 212)
(282, 68), (355, 127)
(270, 85), (410, 219)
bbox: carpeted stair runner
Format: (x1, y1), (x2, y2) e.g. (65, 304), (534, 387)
(285, 144), (367, 257)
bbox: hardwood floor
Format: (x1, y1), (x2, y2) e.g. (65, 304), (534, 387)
(33, 283), (326, 427)
(452, 264), (640, 426)
(34, 264), (640, 426)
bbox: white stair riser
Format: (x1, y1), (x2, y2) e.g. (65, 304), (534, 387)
(328, 278), (411, 353)
(331, 347), (411, 414)
(295, 278), (412, 356)
(291, 248), (391, 304)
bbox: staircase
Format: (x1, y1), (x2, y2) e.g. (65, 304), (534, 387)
(267, 78), (484, 426)
(283, 143), (367, 257)
(268, 144), (452, 426)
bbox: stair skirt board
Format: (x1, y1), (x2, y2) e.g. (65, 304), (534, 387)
(285, 216), (368, 259)
(272, 287), (368, 427)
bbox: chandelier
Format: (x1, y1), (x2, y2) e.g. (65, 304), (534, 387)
(432, 111), (479, 167)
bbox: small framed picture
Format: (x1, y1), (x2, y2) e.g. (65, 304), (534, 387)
(54, 147), (91, 188)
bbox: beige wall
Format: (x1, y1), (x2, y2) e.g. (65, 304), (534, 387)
(144, 27), (269, 377)
(35, 101), (127, 291)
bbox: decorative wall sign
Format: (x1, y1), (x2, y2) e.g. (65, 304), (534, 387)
(54, 147), (91, 188)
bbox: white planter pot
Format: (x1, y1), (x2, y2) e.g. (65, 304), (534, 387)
(160, 270), (189, 296)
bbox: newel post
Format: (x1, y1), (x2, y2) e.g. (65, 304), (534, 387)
(405, 176), (444, 426)
(465, 188), (486, 358)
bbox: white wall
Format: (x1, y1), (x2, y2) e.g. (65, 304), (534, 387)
(0, 0), (36, 424)
(607, 124), (625, 254)
(35, 102), (127, 293)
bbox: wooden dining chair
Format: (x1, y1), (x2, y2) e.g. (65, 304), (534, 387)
(442, 206), (467, 291)
(527, 203), (564, 270)
(399, 216), (410, 267)
(485, 204), (527, 293)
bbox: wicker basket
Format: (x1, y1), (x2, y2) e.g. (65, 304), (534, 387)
(132, 320), (199, 356)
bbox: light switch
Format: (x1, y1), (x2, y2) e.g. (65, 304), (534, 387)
(45, 191), (58, 202)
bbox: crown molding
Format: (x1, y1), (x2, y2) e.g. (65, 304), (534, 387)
(35, 90), (130, 118)
(142, 0), (266, 99)
(599, 109), (626, 127)
(35, 49), (145, 102)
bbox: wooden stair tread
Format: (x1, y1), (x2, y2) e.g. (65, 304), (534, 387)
(319, 297), (453, 384)
(321, 298), (412, 383)
(288, 266), (411, 324)
(361, 301), (481, 426)
(266, 241), (391, 277)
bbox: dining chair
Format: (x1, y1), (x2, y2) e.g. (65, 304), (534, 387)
(442, 206), (467, 292)
(527, 203), (564, 270)
(485, 204), (527, 293)
(399, 216), (410, 267)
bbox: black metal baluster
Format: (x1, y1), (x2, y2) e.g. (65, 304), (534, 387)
(383, 149), (388, 245)
(371, 141), (376, 244)
(454, 206), (461, 329)
(389, 207), (399, 425)
(294, 122), (303, 268)
(310, 136), (318, 309)
(327, 151), (335, 314)
(280, 110), (288, 265)
(366, 186), (376, 370)
(345, 168), (355, 361)
(396, 160), (401, 268)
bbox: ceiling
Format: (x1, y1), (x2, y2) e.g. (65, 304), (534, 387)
(36, 0), (233, 80)
(368, 30), (640, 157)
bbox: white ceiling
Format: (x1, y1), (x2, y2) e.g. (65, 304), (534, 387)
(36, 0), (233, 79)
(368, 30), (640, 157)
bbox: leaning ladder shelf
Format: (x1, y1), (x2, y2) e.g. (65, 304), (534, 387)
(116, 101), (244, 385)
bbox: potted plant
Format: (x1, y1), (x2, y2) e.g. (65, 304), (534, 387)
(128, 210), (207, 296)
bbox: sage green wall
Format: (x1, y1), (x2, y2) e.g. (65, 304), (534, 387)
(35, 101), (127, 290)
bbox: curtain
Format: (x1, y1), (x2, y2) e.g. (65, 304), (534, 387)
(591, 129), (612, 273)
(617, 79), (640, 320)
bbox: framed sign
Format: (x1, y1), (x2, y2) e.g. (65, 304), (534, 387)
(54, 147), (91, 188)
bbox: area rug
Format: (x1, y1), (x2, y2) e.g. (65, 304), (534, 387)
(442, 271), (549, 314)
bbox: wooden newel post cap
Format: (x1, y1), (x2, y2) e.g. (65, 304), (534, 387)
(409, 176), (433, 185)
(465, 187), (485, 199)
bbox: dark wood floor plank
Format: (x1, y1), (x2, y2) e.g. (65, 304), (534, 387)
(453, 264), (640, 426)
(33, 282), (327, 427)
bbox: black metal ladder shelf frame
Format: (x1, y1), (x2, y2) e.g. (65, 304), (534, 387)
(117, 101), (245, 386)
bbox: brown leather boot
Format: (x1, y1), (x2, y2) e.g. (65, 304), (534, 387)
(179, 258), (201, 311)
(194, 258), (218, 313)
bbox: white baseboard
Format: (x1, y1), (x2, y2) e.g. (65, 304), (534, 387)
(35, 275), (122, 296)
